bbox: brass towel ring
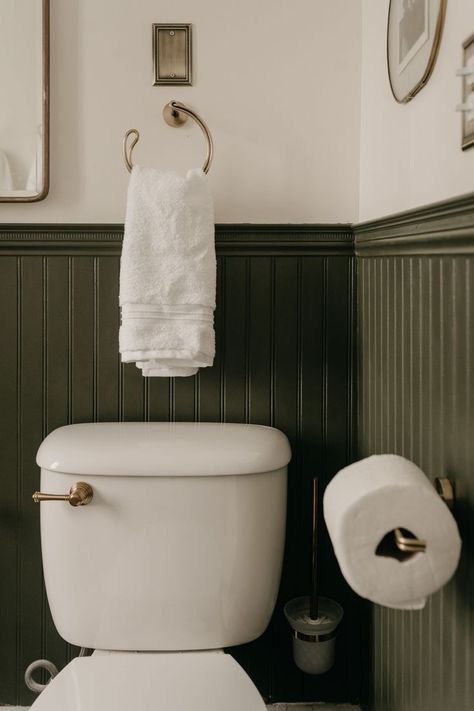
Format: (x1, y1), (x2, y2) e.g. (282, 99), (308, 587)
(123, 100), (213, 174)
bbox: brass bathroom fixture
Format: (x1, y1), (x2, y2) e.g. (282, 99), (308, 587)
(435, 476), (455, 509)
(123, 100), (213, 174)
(152, 24), (192, 86)
(393, 477), (455, 554)
(32, 481), (93, 507)
(394, 528), (427, 554)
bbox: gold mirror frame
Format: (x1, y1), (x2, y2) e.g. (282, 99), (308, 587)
(0, 0), (49, 202)
(387, 0), (447, 104)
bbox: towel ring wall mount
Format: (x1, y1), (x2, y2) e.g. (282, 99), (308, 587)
(123, 100), (213, 174)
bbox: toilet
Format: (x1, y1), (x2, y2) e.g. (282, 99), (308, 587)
(32, 422), (291, 710)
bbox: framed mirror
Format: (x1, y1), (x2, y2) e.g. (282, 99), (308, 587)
(387, 0), (447, 103)
(0, 0), (49, 202)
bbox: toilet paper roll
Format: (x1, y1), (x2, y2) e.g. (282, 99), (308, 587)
(323, 455), (462, 610)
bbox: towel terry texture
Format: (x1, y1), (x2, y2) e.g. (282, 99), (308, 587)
(0, 149), (13, 191)
(119, 166), (216, 377)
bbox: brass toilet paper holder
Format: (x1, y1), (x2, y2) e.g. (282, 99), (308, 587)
(393, 477), (454, 554)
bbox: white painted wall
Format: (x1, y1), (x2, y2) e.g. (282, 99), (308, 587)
(3, 2), (473, 224)
(0, 0), (362, 224)
(359, 0), (474, 222)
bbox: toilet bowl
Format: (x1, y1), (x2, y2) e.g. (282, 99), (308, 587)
(32, 422), (291, 710)
(31, 651), (266, 711)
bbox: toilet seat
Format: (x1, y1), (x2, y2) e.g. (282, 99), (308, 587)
(30, 650), (267, 711)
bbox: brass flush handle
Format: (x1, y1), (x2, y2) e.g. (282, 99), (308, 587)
(32, 482), (93, 507)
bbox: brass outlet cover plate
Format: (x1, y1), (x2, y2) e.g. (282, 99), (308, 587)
(153, 23), (192, 86)
(462, 33), (474, 151)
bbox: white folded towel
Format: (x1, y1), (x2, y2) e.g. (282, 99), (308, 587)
(0, 149), (13, 191)
(119, 166), (216, 377)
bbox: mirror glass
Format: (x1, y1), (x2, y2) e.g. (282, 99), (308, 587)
(0, 0), (49, 202)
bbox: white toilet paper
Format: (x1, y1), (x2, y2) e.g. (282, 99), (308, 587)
(323, 455), (462, 610)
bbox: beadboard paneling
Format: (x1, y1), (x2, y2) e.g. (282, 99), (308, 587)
(0, 225), (361, 707)
(356, 198), (474, 711)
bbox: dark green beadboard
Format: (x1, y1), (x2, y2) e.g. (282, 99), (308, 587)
(0, 224), (361, 706)
(355, 194), (474, 711)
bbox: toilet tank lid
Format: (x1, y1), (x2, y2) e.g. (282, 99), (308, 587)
(36, 422), (291, 477)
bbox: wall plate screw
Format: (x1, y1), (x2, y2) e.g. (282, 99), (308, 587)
(169, 31), (175, 36)
(170, 73), (175, 78)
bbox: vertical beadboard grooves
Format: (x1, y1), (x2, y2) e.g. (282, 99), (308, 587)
(321, 258), (328, 476)
(347, 257), (356, 463)
(0, 225), (357, 707)
(41, 257), (48, 680)
(356, 194), (474, 711)
(16, 257), (22, 703)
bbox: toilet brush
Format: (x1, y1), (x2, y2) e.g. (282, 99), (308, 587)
(310, 477), (319, 621)
(284, 476), (343, 674)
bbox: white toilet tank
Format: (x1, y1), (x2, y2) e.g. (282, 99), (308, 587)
(36, 422), (290, 652)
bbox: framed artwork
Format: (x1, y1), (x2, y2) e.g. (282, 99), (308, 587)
(387, 0), (447, 103)
(461, 33), (474, 151)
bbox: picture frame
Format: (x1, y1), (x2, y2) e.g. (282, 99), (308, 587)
(461, 33), (474, 151)
(387, 0), (447, 103)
